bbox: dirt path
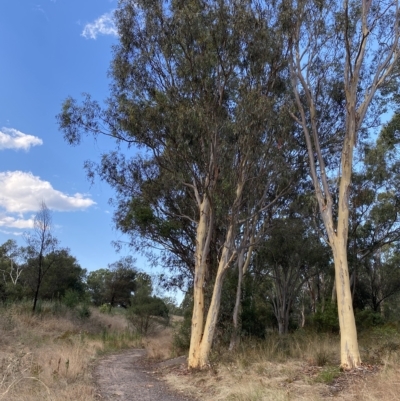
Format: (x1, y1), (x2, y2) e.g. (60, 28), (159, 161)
(94, 349), (195, 401)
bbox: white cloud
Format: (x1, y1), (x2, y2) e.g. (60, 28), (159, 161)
(0, 171), (96, 214)
(0, 127), (43, 151)
(81, 12), (118, 39)
(0, 215), (34, 229)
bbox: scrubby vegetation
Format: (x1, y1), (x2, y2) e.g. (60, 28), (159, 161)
(0, 301), (141, 401)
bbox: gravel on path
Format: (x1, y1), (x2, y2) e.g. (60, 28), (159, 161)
(94, 349), (195, 401)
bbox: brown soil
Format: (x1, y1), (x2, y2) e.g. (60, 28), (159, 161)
(93, 349), (196, 401)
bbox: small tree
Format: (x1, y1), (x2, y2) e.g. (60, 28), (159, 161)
(0, 239), (24, 286)
(24, 202), (60, 312)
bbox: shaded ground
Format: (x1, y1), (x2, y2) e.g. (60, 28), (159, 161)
(94, 349), (195, 401)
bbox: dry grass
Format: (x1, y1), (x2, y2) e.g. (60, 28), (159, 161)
(142, 315), (184, 360)
(162, 329), (400, 401)
(0, 302), (141, 401)
(2, 302), (399, 401)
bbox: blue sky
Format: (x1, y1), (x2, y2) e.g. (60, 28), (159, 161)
(0, 1), (150, 275)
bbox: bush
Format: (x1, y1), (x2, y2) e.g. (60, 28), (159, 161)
(127, 294), (169, 335)
(99, 303), (111, 314)
(63, 289), (81, 308)
(173, 308), (192, 352)
(356, 309), (384, 331)
(311, 302), (339, 333)
(77, 303), (91, 319)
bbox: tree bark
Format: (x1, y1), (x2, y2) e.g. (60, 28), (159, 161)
(188, 197), (211, 369)
(229, 244), (253, 351)
(331, 238), (361, 369)
(197, 223), (235, 368)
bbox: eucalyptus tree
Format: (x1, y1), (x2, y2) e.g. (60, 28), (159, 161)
(58, 0), (299, 368)
(0, 239), (24, 286)
(286, 0), (400, 368)
(346, 114), (400, 311)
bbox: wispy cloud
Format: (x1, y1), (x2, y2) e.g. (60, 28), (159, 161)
(34, 4), (49, 21)
(0, 128), (43, 151)
(0, 171), (96, 216)
(81, 12), (117, 39)
(0, 229), (24, 236)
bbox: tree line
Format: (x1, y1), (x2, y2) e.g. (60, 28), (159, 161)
(57, 0), (400, 369)
(0, 203), (172, 327)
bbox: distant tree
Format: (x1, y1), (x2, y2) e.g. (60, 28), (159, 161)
(32, 249), (87, 300)
(255, 218), (330, 334)
(106, 256), (137, 308)
(86, 269), (110, 306)
(23, 202), (61, 312)
(128, 291), (169, 335)
(0, 239), (24, 286)
(87, 257), (138, 308)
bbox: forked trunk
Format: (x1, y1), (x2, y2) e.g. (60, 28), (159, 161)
(188, 198), (211, 368)
(190, 223), (235, 369)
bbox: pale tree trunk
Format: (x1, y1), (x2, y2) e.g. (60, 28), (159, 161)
(188, 174), (245, 368)
(331, 237), (361, 368)
(188, 197), (212, 368)
(288, 0), (400, 369)
(197, 223), (236, 368)
(229, 252), (243, 352)
(301, 302), (305, 328)
(328, 134), (360, 369)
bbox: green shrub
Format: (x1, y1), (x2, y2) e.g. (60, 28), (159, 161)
(63, 289), (80, 308)
(311, 302), (339, 333)
(127, 294), (169, 335)
(356, 309), (384, 331)
(99, 303), (111, 314)
(173, 308), (192, 352)
(77, 304), (91, 319)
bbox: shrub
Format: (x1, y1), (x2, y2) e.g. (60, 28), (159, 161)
(63, 289), (81, 308)
(99, 303), (111, 314)
(311, 302), (339, 333)
(356, 309), (385, 331)
(77, 304), (91, 319)
(127, 294), (169, 335)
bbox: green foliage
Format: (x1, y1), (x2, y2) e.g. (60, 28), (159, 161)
(315, 366), (341, 384)
(173, 306), (193, 353)
(355, 309), (385, 331)
(161, 296), (183, 316)
(99, 303), (111, 314)
(63, 289), (81, 308)
(127, 292), (169, 335)
(87, 257), (138, 307)
(76, 303), (91, 319)
(311, 302), (339, 333)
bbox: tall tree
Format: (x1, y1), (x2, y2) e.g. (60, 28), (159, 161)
(58, 0), (299, 368)
(286, 0), (400, 368)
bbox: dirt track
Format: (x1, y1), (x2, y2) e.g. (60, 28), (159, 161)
(94, 349), (195, 401)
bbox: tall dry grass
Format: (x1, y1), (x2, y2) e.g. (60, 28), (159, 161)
(162, 328), (400, 401)
(0, 301), (141, 401)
